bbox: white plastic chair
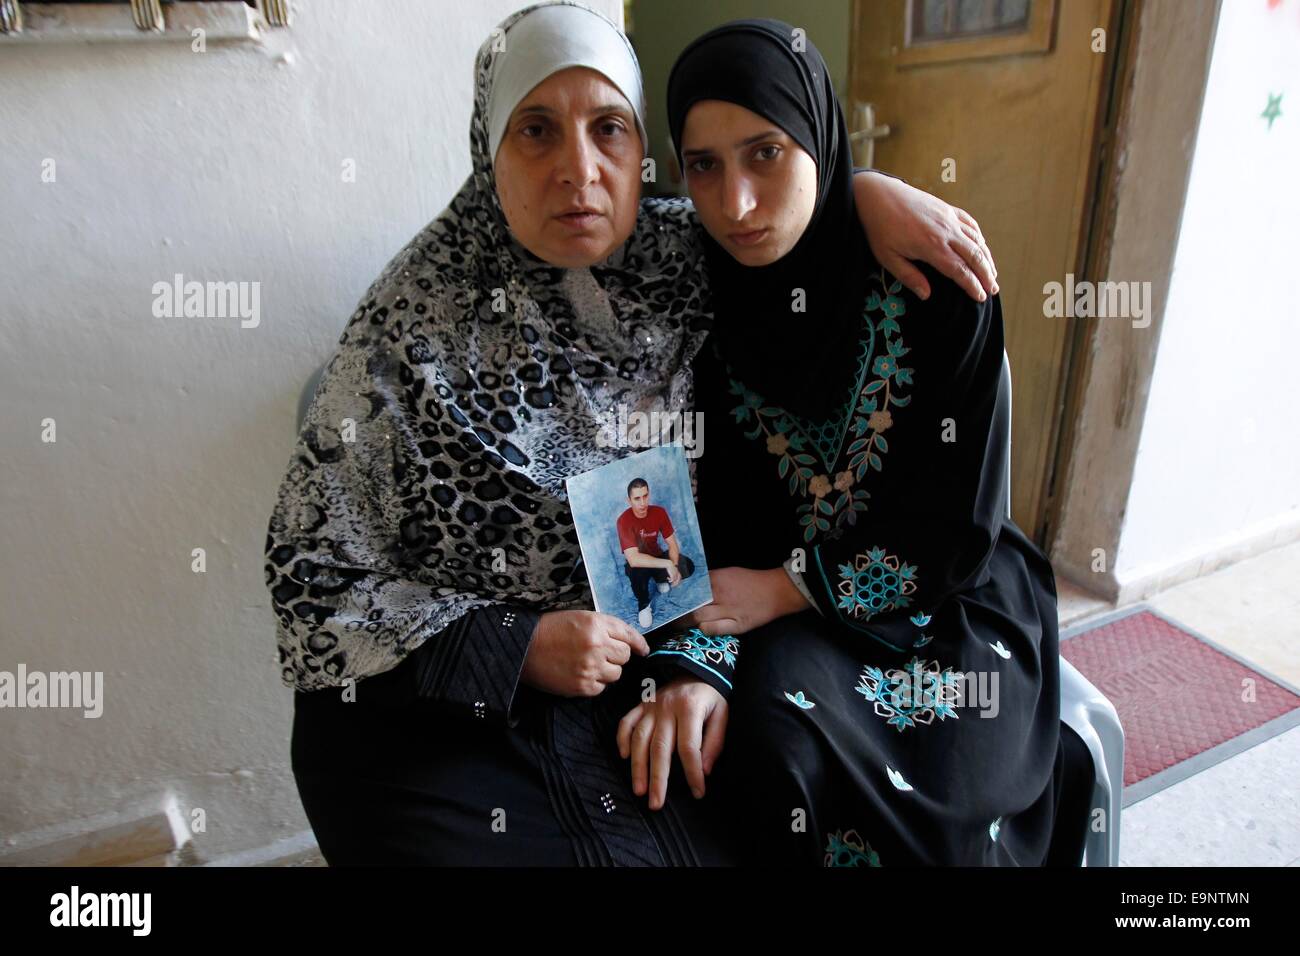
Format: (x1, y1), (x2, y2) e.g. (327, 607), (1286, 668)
(1000, 351), (1124, 866)
(297, 362), (326, 434)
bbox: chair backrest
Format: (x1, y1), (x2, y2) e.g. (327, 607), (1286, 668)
(1001, 349), (1012, 521)
(296, 362), (327, 433)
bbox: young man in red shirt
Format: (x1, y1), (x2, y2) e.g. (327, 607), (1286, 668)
(617, 477), (695, 629)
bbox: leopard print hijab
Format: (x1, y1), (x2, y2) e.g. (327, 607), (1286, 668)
(265, 1), (711, 692)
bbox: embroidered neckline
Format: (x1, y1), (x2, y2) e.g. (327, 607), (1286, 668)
(722, 270), (914, 543)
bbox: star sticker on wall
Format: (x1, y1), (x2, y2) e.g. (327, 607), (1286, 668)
(1261, 92), (1283, 131)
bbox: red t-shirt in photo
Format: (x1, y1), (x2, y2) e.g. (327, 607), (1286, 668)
(617, 505), (674, 560)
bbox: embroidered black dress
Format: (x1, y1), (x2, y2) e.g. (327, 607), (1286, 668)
(689, 263), (1091, 866)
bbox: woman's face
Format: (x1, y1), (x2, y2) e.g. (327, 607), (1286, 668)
(680, 100), (817, 267)
(494, 67), (643, 268)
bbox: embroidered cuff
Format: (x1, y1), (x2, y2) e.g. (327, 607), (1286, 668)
(783, 557), (823, 616)
(646, 627), (740, 698)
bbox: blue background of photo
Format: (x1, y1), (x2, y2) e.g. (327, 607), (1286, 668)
(565, 444), (712, 633)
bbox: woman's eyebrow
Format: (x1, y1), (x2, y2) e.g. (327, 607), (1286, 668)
(682, 129), (783, 159)
(590, 102), (633, 117)
(514, 103), (632, 118)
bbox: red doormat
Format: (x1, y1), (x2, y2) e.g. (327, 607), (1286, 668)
(1060, 606), (1300, 805)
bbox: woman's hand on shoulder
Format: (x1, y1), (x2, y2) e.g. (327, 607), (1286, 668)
(617, 675), (727, 809)
(520, 610), (649, 698)
(852, 171), (998, 303)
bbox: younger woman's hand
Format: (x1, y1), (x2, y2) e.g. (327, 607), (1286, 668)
(852, 171), (998, 302)
(617, 675), (728, 810)
(681, 566), (808, 637)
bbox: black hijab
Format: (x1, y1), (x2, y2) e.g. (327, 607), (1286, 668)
(667, 18), (873, 422)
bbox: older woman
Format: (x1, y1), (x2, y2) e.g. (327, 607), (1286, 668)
(265, 1), (996, 866)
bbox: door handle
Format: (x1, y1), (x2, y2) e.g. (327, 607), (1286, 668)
(849, 102), (893, 169)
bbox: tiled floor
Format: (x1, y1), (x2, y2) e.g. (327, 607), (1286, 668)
(1062, 539), (1300, 867)
(1147, 540), (1300, 690)
(1116, 723), (1300, 866)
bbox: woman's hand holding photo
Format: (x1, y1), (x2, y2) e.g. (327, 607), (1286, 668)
(520, 610), (650, 698)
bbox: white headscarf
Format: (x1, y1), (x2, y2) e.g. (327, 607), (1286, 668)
(485, 1), (649, 163)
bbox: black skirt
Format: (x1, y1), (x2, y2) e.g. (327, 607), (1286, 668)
(289, 647), (742, 866)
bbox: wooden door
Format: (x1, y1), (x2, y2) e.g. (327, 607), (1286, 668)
(849, 0), (1116, 541)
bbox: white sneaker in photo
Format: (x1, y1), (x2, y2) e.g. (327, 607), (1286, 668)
(657, 581), (671, 595)
(638, 606), (653, 629)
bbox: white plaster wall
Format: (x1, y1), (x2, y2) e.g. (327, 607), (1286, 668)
(0, 0), (619, 860)
(1115, 0), (1300, 586)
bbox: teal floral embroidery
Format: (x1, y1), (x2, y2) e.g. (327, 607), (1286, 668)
(910, 610), (933, 647)
(725, 271), (914, 543)
(886, 765), (913, 792)
(655, 628), (738, 669)
(872, 353), (899, 379)
(784, 690), (816, 709)
(876, 290), (906, 319)
(836, 546), (917, 619)
(855, 656), (962, 732)
(824, 829), (882, 867)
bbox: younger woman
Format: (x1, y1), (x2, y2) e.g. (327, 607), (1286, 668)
(618, 18), (1091, 866)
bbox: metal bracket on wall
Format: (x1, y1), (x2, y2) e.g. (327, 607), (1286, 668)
(0, 0), (22, 33)
(0, 1), (293, 37)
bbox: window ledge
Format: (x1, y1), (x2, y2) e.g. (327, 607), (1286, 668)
(0, 2), (268, 45)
